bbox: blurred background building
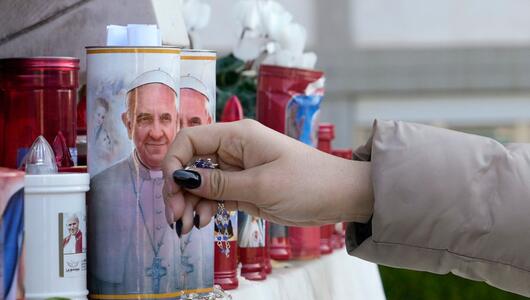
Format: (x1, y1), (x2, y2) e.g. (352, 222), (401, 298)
(3, 0), (530, 147)
(202, 0), (530, 148)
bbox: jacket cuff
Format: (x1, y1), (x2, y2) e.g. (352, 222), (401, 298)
(344, 119), (530, 297)
(345, 125), (375, 252)
(345, 218), (372, 252)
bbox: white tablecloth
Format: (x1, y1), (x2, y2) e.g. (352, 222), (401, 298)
(228, 249), (387, 300)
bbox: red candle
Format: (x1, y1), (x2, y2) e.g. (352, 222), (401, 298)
(0, 57), (79, 169)
(239, 248), (267, 281)
(288, 226), (321, 260)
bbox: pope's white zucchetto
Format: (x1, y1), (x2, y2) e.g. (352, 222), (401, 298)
(127, 69), (178, 96)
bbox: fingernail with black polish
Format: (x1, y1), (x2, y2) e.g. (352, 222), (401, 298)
(172, 169), (201, 189)
(175, 219), (183, 238)
(194, 214), (201, 229)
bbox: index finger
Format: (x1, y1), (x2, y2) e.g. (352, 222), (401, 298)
(161, 122), (235, 180)
(162, 122), (236, 221)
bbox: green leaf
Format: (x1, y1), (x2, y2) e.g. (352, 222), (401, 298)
(216, 54), (257, 120)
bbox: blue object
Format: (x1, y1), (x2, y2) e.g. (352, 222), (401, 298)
(2, 188), (24, 299)
(286, 94), (323, 147)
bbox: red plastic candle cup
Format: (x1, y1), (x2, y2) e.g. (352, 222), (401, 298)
(0, 57), (79, 169)
(239, 247), (267, 280)
(317, 123), (335, 153)
(289, 226), (321, 260)
(214, 240), (239, 290)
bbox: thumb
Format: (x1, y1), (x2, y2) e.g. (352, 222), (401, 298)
(172, 168), (255, 202)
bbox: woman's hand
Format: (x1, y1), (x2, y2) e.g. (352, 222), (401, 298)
(162, 119), (373, 235)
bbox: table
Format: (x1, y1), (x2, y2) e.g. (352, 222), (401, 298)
(228, 249), (387, 300)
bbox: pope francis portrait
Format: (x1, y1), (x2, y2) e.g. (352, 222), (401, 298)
(88, 70), (184, 295)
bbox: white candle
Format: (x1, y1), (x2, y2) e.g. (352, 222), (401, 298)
(24, 173), (89, 300)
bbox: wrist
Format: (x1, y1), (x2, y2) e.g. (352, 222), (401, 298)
(340, 160), (374, 223)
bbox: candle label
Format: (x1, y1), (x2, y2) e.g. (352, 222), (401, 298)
(86, 48), (215, 297)
(59, 212), (87, 277)
(270, 223), (288, 238)
(0, 169), (25, 300)
(285, 89), (324, 147)
(237, 212), (265, 248)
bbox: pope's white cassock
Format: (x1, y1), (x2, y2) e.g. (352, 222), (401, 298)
(88, 152), (212, 295)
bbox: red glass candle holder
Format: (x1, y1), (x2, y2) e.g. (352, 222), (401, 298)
(239, 247), (267, 280)
(257, 65), (324, 134)
(59, 166), (88, 173)
(0, 57), (79, 168)
(214, 240), (239, 290)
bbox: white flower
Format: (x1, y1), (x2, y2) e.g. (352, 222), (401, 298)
(277, 22), (306, 54)
(231, 0), (317, 66)
(258, 1), (292, 41)
(299, 52), (317, 69)
(182, 0), (211, 32)
(234, 0), (262, 32)
(233, 0), (267, 61)
(274, 49), (298, 67)
(233, 32), (265, 61)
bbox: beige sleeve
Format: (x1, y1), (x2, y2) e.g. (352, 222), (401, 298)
(346, 120), (530, 297)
